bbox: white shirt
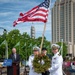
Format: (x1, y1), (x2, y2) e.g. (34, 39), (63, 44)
(14, 53), (16, 59)
(28, 54), (41, 75)
(49, 52), (63, 75)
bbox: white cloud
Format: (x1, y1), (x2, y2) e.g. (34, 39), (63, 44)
(0, 20), (13, 24)
(0, 0), (56, 41)
(0, 12), (13, 16)
(0, 0), (24, 3)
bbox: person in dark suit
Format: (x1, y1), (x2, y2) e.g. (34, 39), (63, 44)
(7, 48), (20, 75)
(42, 48), (52, 75)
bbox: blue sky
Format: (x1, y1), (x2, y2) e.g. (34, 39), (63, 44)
(0, 0), (56, 41)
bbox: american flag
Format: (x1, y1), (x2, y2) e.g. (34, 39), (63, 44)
(13, 0), (50, 27)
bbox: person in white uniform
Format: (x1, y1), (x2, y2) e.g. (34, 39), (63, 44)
(49, 44), (63, 75)
(28, 46), (41, 75)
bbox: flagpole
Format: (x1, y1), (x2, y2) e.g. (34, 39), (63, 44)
(19, 42), (20, 54)
(6, 40), (8, 59)
(61, 39), (63, 57)
(5, 40), (8, 59)
(40, 23), (46, 53)
(40, 0), (50, 53)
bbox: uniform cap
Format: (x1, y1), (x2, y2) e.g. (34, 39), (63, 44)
(33, 46), (40, 51)
(51, 44), (60, 50)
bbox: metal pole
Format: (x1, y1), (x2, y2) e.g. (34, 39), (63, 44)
(6, 40), (8, 59)
(30, 43), (32, 54)
(19, 41), (20, 54)
(0, 27), (8, 59)
(26, 48), (27, 66)
(61, 39), (63, 57)
(25, 42), (27, 66)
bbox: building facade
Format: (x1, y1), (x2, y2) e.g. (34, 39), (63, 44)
(52, 0), (75, 56)
(31, 26), (35, 39)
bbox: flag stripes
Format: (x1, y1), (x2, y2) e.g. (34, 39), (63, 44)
(13, 0), (50, 26)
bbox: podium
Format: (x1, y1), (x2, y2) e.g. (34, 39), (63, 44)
(12, 63), (17, 75)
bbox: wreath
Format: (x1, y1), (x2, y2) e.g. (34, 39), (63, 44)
(33, 54), (51, 73)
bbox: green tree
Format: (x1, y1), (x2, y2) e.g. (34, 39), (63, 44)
(7, 29), (21, 55)
(0, 29), (53, 61)
(0, 33), (7, 58)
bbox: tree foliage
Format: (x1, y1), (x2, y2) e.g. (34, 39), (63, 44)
(0, 29), (67, 60)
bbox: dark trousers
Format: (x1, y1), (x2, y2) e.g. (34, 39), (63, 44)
(7, 66), (20, 75)
(42, 71), (50, 75)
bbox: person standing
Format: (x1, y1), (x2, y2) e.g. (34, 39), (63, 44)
(42, 48), (51, 75)
(7, 48), (20, 75)
(48, 44), (63, 75)
(28, 46), (41, 75)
